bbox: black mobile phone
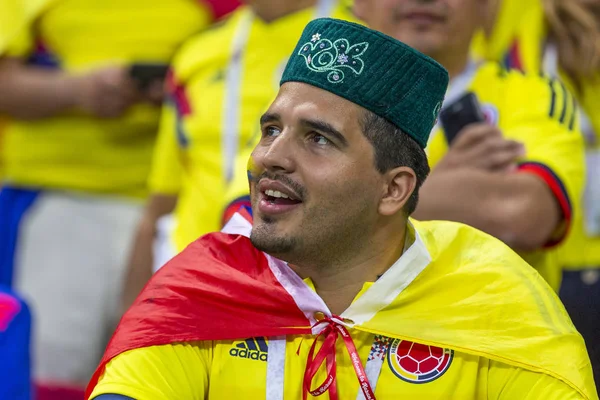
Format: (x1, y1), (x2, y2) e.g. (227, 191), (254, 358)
(439, 92), (485, 145)
(129, 63), (169, 90)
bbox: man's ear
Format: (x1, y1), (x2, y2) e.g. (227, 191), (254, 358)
(378, 166), (417, 216)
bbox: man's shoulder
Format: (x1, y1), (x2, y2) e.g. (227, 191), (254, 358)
(474, 61), (546, 86)
(413, 219), (543, 284)
(473, 62), (566, 112)
(408, 220), (594, 399)
(414, 219), (517, 256)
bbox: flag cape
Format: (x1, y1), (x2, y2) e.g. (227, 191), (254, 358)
(87, 213), (597, 399)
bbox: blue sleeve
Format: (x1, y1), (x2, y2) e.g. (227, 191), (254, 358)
(0, 292), (31, 400)
(94, 396), (135, 400)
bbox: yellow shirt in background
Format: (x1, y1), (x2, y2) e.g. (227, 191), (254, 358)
(149, 3), (357, 250)
(472, 0), (600, 269)
(1, 0), (213, 198)
(426, 63), (584, 290)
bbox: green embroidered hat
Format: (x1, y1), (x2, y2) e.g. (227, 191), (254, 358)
(281, 18), (449, 148)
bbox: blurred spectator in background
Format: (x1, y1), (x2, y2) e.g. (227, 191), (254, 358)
(0, 0), (28, 187)
(475, 0), (600, 389)
(0, 285), (31, 400)
(0, 0), (239, 388)
(352, 0), (585, 292)
(0, 117), (6, 184)
(122, 0), (357, 309)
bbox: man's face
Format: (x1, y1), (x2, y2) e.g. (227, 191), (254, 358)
(249, 82), (384, 264)
(354, 0), (484, 57)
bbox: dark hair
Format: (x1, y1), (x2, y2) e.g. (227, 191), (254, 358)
(360, 110), (430, 215)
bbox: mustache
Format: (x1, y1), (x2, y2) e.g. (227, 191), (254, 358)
(254, 171), (307, 201)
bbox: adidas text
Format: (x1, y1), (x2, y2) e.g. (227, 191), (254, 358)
(229, 348), (268, 362)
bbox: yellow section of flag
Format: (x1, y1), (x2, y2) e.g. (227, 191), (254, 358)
(359, 220), (597, 399)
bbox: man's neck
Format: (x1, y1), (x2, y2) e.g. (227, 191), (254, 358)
(250, 0), (319, 23)
(289, 224), (407, 316)
(431, 49), (471, 81)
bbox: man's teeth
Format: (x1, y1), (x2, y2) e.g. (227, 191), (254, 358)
(265, 189), (291, 199)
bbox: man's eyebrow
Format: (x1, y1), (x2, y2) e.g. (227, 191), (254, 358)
(301, 118), (348, 147)
(260, 112), (280, 125)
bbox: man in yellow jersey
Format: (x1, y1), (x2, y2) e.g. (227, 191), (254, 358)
(351, 0), (585, 291)
(122, 0), (355, 308)
(0, 0), (27, 185)
(0, 0), (239, 385)
(475, 0), (600, 387)
(87, 18), (595, 400)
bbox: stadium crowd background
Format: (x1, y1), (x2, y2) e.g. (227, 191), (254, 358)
(0, 0), (598, 398)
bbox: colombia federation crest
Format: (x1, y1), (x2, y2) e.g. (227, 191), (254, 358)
(387, 339), (453, 383)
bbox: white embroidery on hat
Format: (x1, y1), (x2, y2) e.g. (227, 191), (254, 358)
(298, 35), (369, 83)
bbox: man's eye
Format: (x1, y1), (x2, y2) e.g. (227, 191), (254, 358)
(311, 133), (330, 145)
(264, 126), (281, 137)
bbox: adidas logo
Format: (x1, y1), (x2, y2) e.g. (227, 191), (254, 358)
(229, 337), (268, 362)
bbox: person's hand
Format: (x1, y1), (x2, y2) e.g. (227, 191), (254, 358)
(72, 66), (138, 118)
(139, 79), (166, 106)
(437, 123), (525, 172)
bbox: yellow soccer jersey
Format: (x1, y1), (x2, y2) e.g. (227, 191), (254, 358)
(1, 0), (213, 197)
(427, 62), (585, 290)
(91, 321), (581, 399)
(470, 0), (542, 69)
(472, 0), (600, 142)
(0, 0), (25, 54)
(472, 0), (600, 269)
(88, 217), (597, 399)
(148, 3), (357, 250)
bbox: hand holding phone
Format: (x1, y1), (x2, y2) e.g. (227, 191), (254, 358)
(129, 63), (169, 89)
(439, 92), (485, 145)
(129, 63), (169, 104)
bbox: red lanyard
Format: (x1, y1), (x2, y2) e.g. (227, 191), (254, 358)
(303, 316), (376, 400)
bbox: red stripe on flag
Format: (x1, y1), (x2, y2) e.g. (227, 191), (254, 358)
(86, 233), (311, 398)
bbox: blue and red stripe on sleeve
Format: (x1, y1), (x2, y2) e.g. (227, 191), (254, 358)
(502, 39), (523, 72)
(222, 195), (252, 227)
(166, 69), (191, 117)
(517, 162), (572, 247)
(165, 69), (192, 148)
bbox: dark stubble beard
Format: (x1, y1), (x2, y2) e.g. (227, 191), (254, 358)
(250, 217), (298, 255)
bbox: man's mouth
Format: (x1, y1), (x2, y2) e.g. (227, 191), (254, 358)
(256, 179), (304, 216)
(263, 189), (302, 206)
